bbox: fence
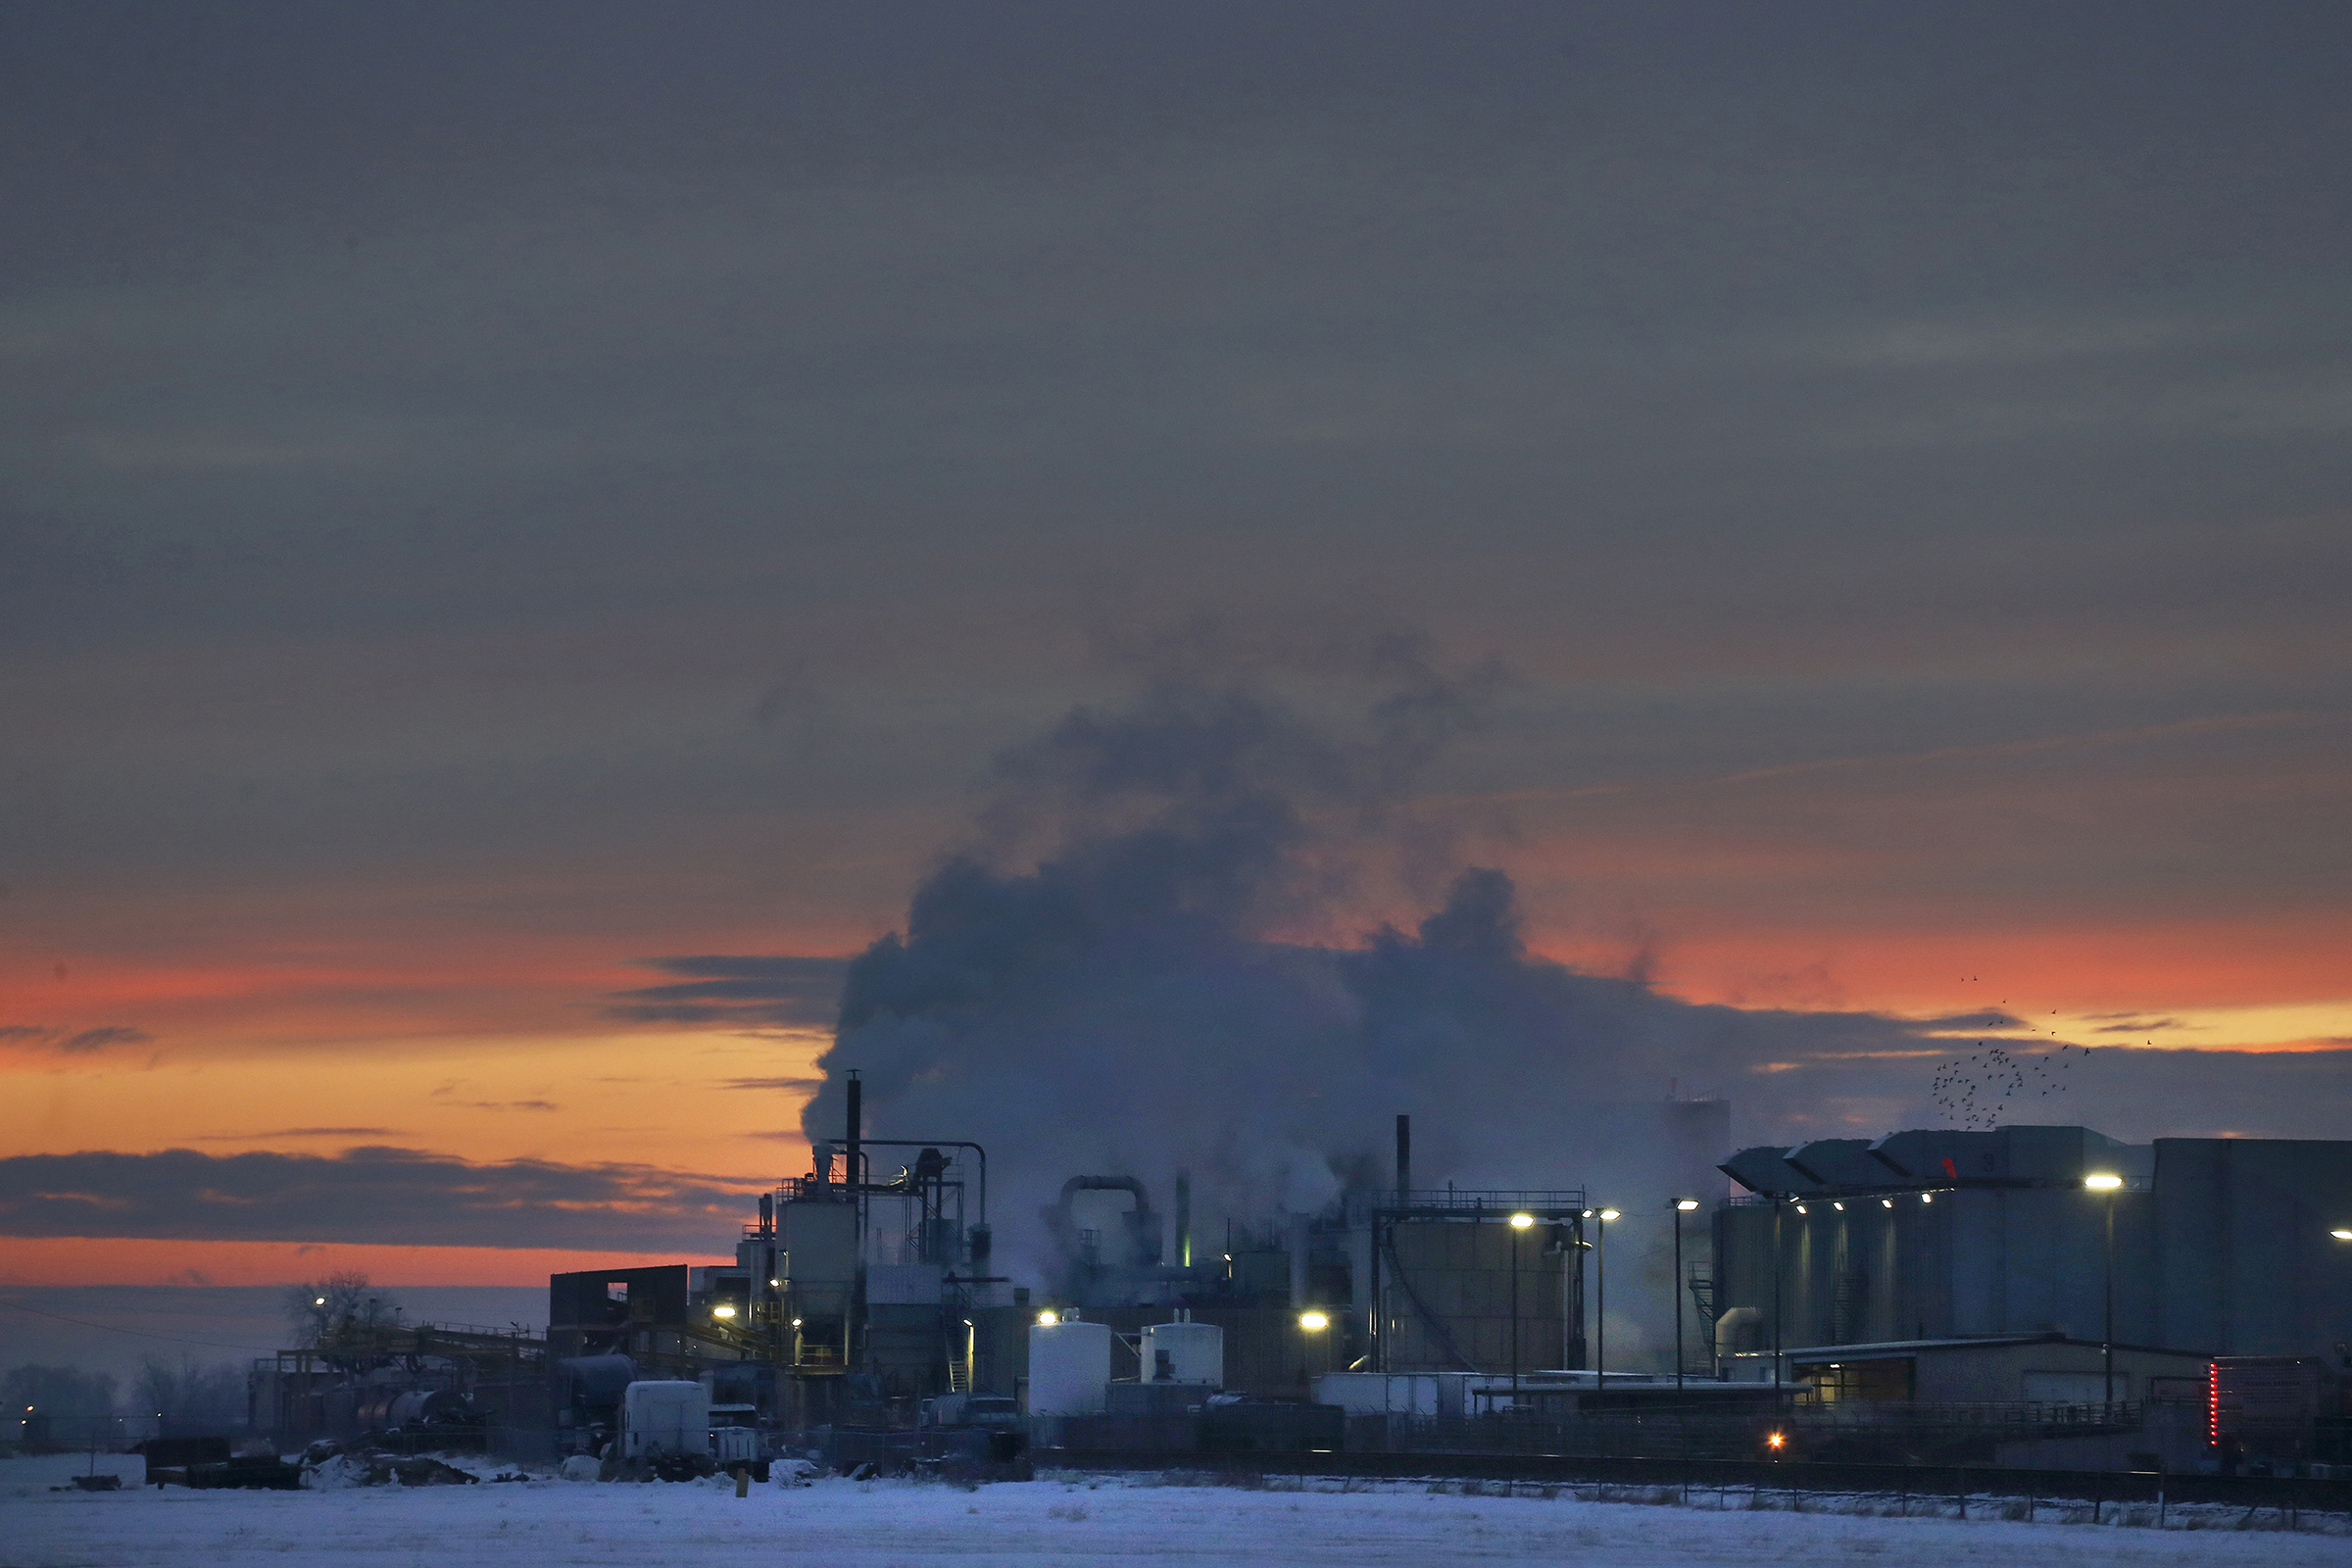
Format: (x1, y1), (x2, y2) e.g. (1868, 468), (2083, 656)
(1348, 1398), (2150, 1466)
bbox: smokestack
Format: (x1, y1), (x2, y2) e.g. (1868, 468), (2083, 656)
(1396, 1113), (1411, 1200)
(845, 1070), (861, 1191)
(1175, 1170), (1193, 1270)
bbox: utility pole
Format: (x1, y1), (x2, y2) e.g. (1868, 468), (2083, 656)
(2085, 1173), (2123, 1406)
(1672, 1199), (1699, 1394)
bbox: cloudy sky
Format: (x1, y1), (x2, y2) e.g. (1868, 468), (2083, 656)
(3, 2), (2348, 1293)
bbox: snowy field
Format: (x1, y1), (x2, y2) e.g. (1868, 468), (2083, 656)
(3, 1453), (2342, 1568)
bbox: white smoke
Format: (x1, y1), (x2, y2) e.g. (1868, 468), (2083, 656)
(801, 649), (1958, 1339)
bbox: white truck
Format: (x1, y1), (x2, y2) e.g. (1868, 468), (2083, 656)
(613, 1381), (762, 1477)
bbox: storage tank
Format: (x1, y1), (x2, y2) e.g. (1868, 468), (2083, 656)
(1140, 1317), (1222, 1386)
(1027, 1319), (1114, 1414)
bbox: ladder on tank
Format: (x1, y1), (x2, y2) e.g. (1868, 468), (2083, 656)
(1684, 1259), (1721, 1363)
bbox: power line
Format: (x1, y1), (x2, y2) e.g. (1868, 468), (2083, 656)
(0, 1296), (275, 1354)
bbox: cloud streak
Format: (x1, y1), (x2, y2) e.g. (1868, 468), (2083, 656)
(193, 1128), (402, 1141)
(0, 1024), (153, 1054)
(602, 956), (851, 1030)
(0, 1148), (760, 1252)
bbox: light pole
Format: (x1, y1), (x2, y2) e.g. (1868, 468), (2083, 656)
(1771, 1197), (1786, 1409)
(2085, 1173), (2123, 1406)
(1585, 1207), (1619, 1390)
(1298, 1310), (1329, 1386)
(1672, 1199), (1699, 1393)
(1508, 1212), (1535, 1399)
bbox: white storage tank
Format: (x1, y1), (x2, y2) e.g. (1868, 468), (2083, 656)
(1140, 1316), (1222, 1386)
(1027, 1318), (1114, 1414)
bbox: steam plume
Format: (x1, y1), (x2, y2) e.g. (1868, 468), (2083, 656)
(801, 659), (1949, 1303)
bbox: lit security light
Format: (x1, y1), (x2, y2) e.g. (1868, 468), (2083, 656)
(1794, 1204), (1807, 1214)
(710, 1304), (737, 1319)
(1675, 1199), (1700, 1212)
(1298, 1311), (1330, 1332)
(790, 1318), (802, 1328)
(1831, 1201), (1844, 1211)
(2084, 1173), (2124, 1191)
(1921, 1194), (1934, 1204)
(1036, 1310), (1059, 1326)
(1509, 1212), (1536, 1229)
(2331, 1229), (2352, 1242)
(768, 1278), (780, 1288)
(1881, 1199), (1893, 1208)
(1598, 1208), (1620, 1223)
(1767, 1432), (1786, 1449)
(315, 1297), (327, 1306)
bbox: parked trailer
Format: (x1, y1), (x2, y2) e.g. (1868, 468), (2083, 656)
(606, 1381), (767, 1480)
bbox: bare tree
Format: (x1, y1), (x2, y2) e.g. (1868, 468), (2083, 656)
(134, 1355), (245, 1433)
(5, 1363), (119, 1447)
(281, 1270), (401, 1347)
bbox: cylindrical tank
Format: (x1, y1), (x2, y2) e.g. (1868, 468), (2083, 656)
(1139, 1320), (1223, 1386)
(1026, 1319), (1114, 1414)
(558, 1354), (637, 1406)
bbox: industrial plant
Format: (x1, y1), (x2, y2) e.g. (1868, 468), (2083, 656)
(221, 1081), (2352, 1487)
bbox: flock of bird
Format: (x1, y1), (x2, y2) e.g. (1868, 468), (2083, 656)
(1926, 991), (2092, 1130)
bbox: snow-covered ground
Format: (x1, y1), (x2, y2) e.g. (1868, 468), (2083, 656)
(3, 1453), (2342, 1568)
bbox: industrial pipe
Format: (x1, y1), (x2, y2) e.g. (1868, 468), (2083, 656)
(1715, 1305), (1762, 1367)
(845, 1072), (861, 1191)
(1175, 1170), (1192, 1270)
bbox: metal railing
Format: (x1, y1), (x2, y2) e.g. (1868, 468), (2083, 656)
(1373, 1189), (1588, 1216)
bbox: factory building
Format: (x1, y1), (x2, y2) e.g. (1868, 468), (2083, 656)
(521, 1095), (1730, 1460)
(1709, 1125), (2352, 1391)
(233, 1100), (2352, 1473)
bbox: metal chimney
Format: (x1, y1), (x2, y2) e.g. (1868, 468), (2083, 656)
(1175, 1170), (1193, 1270)
(845, 1070), (861, 1191)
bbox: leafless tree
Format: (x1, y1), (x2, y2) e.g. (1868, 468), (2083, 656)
(281, 1270), (401, 1347)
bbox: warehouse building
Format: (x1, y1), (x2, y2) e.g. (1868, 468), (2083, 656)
(1710, 1125), (2352, 1391)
